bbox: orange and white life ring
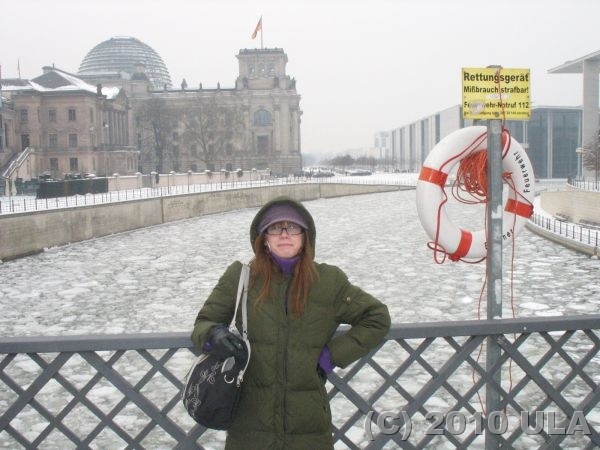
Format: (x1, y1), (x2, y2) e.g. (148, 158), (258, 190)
(416, 125), (534, 261)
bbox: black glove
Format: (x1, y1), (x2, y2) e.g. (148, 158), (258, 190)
(206, 324), (247, 360)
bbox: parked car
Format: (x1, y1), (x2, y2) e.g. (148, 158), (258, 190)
(293, 170), (312, 177)
(311, 170), (335, 177)
(348, 169), (372, 176)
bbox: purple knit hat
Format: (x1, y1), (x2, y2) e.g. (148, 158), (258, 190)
(258, 204), (308, 234)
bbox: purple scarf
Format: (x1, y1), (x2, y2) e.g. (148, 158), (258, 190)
(271, 253), (300, 274)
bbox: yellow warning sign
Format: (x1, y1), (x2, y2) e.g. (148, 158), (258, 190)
(462, 67), (531, 120)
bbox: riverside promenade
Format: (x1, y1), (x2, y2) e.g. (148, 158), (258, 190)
(526, 180), (600, 257)
(1, 174), (598, 261)
(0, 177), (406, 262)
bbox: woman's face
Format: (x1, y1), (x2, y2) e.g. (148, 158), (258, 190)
(264, 221), (305, 259)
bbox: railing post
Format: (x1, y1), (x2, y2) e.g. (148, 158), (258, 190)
(486, 119), (503, 449)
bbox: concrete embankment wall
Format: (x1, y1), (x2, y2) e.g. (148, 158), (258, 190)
(0, 183), (403, 261)
(539, 189), (600, 223)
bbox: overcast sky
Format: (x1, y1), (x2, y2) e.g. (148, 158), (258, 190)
(1, 0), (598, 156)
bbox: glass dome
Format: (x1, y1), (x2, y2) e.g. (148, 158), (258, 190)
(78, 36), (172, 89)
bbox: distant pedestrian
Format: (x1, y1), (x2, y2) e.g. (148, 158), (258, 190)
(191, 195), (391, 449)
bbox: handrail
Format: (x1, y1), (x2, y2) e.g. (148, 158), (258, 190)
(1, 315), (599, 449)
(0, 332), (193, 353)
(1, 147), (31, 179)
(529, 212), (600, 250)
(1, 314), (597, 352)
(568, 179), (600, 192)
(0, 176), (415, 215)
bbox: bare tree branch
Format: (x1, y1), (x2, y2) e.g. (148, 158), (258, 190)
(181, 97), (245, 171)
(135, 98), (178, 173)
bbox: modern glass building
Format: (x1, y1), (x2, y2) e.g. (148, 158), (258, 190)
(504, 106), (581, 179)
(376, 105), (583, 179)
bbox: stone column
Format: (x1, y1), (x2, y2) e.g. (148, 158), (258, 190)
(582, 59), (600, 179)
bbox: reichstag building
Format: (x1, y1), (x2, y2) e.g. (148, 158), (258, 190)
(0, 36), (303, 180)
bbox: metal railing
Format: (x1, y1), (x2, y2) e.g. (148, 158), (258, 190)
(0, 147), (31, 179)
(1, 315), (599, 449)
(569, 179), (600, 192)
(529, 212), (600, 249)
(0, 175), (416, 215)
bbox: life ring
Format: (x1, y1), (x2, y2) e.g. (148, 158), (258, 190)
(416, 125), (534, 261)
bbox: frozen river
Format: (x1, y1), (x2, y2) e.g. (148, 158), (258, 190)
(0, 183), (597, 338)
(1, 183), (599, 450)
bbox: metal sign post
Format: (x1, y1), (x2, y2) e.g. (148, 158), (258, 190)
(485, 118), (503, 449)
(462, 65), (531, 449)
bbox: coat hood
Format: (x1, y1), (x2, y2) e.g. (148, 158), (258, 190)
(250, 196), (316, 255)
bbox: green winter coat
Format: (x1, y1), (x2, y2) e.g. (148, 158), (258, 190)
(191, 197), (391, 450)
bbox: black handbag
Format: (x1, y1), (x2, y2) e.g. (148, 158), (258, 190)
(182, 263), (251, 430)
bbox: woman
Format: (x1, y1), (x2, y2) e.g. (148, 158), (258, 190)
(191, 196), (391, 449)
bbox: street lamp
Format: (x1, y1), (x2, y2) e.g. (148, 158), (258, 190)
(575, 147), (585, 180)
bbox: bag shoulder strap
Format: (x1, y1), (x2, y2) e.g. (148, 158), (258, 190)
(229, 263), (251, 383)
(229, 263), (249, 334)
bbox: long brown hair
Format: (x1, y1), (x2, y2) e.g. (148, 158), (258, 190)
(250, 232), (318, 316)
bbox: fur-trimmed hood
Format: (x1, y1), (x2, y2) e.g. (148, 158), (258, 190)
(249, 196), (316, 255)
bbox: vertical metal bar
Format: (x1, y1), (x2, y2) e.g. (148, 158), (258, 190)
(486, 119), (503, 449)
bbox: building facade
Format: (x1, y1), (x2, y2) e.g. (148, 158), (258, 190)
(375, 105), (583, 179)
(503, 106), (582, 179)
(0, 36), (303, 193)
(1, 68), (138, 183)
(126, 48), (302, 175)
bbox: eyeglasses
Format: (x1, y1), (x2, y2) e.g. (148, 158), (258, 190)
(265, 222), (304, 235)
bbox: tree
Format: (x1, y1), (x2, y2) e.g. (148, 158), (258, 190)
(582, 129), (600, 184)
(181, 97), (245, 171)
(135, 98), (179, 173)
(328, 154), (354, 171)
(356, 155), (377, 170)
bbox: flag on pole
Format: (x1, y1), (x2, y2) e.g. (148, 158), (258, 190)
(251, 16), (262, 39)
(17, 59), (21, 79)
